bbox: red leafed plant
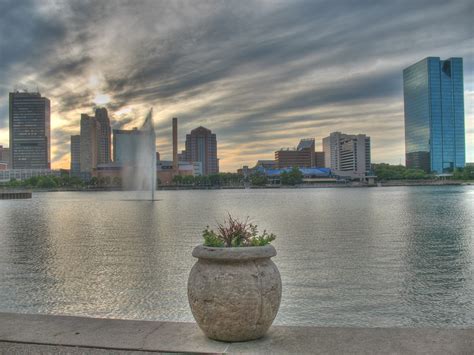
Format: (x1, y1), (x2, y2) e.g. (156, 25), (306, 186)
(202, 213), (276, 247)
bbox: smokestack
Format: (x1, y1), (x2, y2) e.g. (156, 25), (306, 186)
(172, 117), (178, 172)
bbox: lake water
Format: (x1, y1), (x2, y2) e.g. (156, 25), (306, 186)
(0, 186), (473, 327)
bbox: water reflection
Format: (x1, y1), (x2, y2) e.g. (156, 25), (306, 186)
(0, 187), (473, 326)
(401, 187), (473, 326)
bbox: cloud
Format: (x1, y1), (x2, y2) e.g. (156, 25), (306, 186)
(0, 0), (472, 170)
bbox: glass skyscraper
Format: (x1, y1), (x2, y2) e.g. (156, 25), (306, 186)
(403, 57), (465, 173)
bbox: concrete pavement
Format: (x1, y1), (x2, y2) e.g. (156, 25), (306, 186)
(0, 312), (472, 354)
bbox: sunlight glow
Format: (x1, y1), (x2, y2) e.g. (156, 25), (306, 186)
(94, 93), (110, 105)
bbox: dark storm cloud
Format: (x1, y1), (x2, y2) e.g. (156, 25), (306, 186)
(0, 0), (472, 168)
(0, 0), (67, 74)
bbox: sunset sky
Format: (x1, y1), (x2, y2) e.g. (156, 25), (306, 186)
(0, 0), (472, 171)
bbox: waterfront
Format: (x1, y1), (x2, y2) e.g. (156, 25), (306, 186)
(0, 186), (473, 327)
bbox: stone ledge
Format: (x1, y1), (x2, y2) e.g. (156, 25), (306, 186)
(0, 312), (473, 354)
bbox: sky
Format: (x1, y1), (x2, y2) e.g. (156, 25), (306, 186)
(0, 0), (472, 171)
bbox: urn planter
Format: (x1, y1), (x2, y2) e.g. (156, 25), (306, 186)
(187, 244), (282, 342)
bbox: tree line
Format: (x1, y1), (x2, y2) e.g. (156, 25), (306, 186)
(372, 163), (474, 180)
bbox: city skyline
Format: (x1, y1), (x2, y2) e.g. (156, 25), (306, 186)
(0, 1), (472, 171)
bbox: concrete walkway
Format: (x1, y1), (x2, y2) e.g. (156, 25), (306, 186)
(0, 312), (472, 354)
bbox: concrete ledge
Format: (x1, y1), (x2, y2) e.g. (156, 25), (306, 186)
(0, 312), (473, 354)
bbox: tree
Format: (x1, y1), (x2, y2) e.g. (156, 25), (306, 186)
(112, 176), (122, 187)
(208, 174), (221, 186)
(182, 175), (195, 185)
(89, 177), (99, 186)
(250, 172), (268, 186)
(453, 166), (474, 180)
(372, 163), (432, 180)
(172, 175), (183, 185)
(37, 176), (58, 188)
(280, 167), (303, 186)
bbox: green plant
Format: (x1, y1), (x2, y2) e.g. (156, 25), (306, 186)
(280, 167), (303, 185)
(202, 214), (276, 247)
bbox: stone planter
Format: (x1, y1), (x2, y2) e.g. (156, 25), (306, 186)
(187, 244), (282, 342)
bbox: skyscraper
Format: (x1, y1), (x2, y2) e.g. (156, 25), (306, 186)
(0, 145), (10, 168)
(9, 91), (50, 169)
(183, 126), (218, 175)
(70, 135), (81, 177)
(172, 117), (178, 172)
(80, 114), (101, 178)
(323, 132), (371, 179)
(403, 57), (465, 173)
(113, 128), (143, 164)
(95, 107), (111, 164)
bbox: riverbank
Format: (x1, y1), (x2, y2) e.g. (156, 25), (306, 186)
(1, 180), (473, 193)
(1, 313), (472, 354)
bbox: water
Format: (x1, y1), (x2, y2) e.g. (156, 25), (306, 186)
(0, 186), (473, 327)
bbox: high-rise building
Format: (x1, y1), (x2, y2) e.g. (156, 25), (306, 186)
(70, 135), (81, 177)
(80, 114), (101, 178)
(95, 107), (111, 164)
(323, 132), (371, 179)
(275, 138), (325, 168)
(113, 128), (143, 164)
(0, 145), (11, 168)
(172, 117), (178, 172)
(275, 138), (314, 168)
(403, 57), (465, 173)
(315, 151), (325, 168)
(9, 91), (50, 169)
(183, 126), (218, 175)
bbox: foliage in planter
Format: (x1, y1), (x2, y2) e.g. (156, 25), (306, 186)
(203, 214), (276, 247)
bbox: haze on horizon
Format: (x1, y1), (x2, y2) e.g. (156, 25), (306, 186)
(0, 0), (472, 171)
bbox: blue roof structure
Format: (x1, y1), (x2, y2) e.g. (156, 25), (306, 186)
(261, 167), (331, 177)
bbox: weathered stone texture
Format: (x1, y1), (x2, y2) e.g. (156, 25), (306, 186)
(188, 245), (282, 342)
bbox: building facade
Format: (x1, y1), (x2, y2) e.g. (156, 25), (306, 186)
(403, 57), (465, 173)
(0, 169), (60, 183)
(183, 126), (218, 175)
(80, 114), (101, 179)
(70, 135), (81, 177)
(95, 107), (111, 164)
(323, 132), (371, 179)
(275, 138), (325, 168)
(9, 91), (50, 169)
(113, 128), (144, 164)
(0, 145), (10, 168)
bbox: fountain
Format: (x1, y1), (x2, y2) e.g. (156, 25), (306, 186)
(121, 109), (157, 200)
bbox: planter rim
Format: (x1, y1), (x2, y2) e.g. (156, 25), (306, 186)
(192, 244), (276, 260)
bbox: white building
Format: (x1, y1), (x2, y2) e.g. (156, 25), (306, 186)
(323, 132), (371, 180)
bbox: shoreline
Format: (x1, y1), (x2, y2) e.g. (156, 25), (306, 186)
(0, 180), (472, 193)
(1, 180), (473, 193)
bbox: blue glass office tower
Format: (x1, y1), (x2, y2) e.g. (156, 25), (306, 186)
(403, 57), (465, 173)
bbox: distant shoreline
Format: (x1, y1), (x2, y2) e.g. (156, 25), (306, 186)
(1, 180), (472, 193)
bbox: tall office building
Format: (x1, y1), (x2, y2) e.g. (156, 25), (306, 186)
(275, 138), (324, 168)
(95, 107), (111, 164)
(113, 128), (143, 164)
(0, 145), (10, 168)
(172, 117), (178, 172)
(70, 135), (81, 177)
(9, 91), (50, 169)
(403, 57), (465, 173)
(183, 126), (218, 175)
(275, 138), (313, 168)
(323, 132), (371, 179)
(80, 114), (101, 178)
